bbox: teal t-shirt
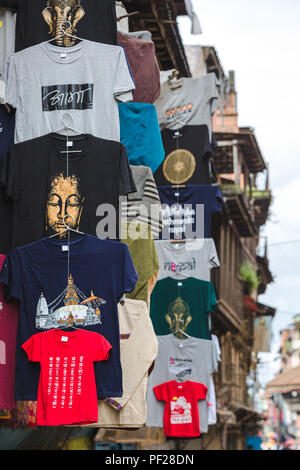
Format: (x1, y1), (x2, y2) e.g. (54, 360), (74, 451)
(150, 277), (217, 339)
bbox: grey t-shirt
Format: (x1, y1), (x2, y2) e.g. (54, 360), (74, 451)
(155, 73), (219, 138)
(155, 238), (220, 281)
(146, 334), (218, 433)
(4, 40), (135, 144)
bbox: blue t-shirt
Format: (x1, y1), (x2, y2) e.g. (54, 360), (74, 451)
(119, 102), (165, 173)
(158, 184), (223, 239)
(0, 234), (138, 401)
(0, 104), (15, 160)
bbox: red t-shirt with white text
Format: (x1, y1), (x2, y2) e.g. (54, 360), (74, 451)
(153, 380), (207, 437)
(22, 329), (111, 426)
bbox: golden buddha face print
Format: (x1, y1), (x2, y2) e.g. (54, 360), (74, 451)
(46, 173), (84, 236)
(165, 296), (192, 338)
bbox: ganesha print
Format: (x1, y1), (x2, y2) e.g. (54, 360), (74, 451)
(42, 0), (86, 46)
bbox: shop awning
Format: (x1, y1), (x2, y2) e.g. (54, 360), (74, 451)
(229, 404), (266, 424)
(266, 365), (300, 394)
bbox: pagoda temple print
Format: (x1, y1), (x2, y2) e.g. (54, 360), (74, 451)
(36, 274), (106, 329)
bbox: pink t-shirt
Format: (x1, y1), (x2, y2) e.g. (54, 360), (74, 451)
(22, 328), (111, 426)
(0, 254), (19, 410)
(153, 380), (207, 438)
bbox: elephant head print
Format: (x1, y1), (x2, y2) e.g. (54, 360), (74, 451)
(165, 296), (192, 339)
(42, 0), (85, 47)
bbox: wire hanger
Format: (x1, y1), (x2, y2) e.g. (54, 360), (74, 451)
(173, 319), (190, 339)
(49, 214), (84, 239)
(46, 20), (85, 44)
(54, 112), (86, 137)
(117, 11), (139, 22)
(53, 113), (86, 153)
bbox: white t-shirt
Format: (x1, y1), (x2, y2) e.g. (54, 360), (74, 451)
(4, 40), (135, 143)
(155, 73), (219, 138)
(155, 238), (220, 281)
(207, 334), (221, 425)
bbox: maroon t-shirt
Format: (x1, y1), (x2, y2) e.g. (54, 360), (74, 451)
(118, 31), (161, 104)
(0, 254), (19, 410)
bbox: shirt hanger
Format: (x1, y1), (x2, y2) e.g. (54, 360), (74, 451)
(53, 113), (86, 154)
(45, 20), (86, 44)
(49, 214), (85, 239)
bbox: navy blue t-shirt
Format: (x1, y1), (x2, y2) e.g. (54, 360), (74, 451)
(0, 105), (15, 160)
(0, 105), (15, 254)
(0, 234), (138, 401)
(158, 185), (223, 240)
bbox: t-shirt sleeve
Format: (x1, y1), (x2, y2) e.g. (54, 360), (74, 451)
(116, 243), (138, 299)
(90, 332), (112, 362)
(4, 55), (18, 108)
(208, 73), (220, 114)
(0, 249), (22, 302)
(153, 382), (168, 403)
(207, 282), (217, 313)
(208, 239), (220, 269)
(118, 145), (137, 195)
(113, 47), (135, 102)
(193, 382), (208, 401)
(211, 186), (223, 213)
(0, 146), (20, 201)
(22, 334), (41, 363)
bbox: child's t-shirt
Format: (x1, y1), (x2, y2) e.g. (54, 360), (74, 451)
(153, 380), (207, 438)
(22, 328), (111, 426)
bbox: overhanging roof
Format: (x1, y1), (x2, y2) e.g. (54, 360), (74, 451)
(215, 129), (266, 173)
(266, 365), (300, 394)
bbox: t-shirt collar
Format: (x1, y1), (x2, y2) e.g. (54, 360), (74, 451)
(40, 40), (86, 64)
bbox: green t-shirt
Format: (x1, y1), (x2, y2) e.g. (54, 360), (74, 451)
(121, 222), (159, 304)
(150, 277), (217, 339)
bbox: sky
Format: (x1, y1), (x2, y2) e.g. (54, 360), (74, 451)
(178, 0), (300, 385)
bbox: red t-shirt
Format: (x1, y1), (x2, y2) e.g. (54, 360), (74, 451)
(22, 328), (111, 426)
(153, 380), (207, 438)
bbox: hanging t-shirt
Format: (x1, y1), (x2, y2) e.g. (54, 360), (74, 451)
(121, 222), (159, 305)
(150, 277), (217, 340)
(154, 125), (215, 186)
(119, 102), (165, 174)
(155, 73), (219, 139)
(121, 165), (162, 239)
(146, 334), (218, 434)
(0, 254), (18, 410)
(0, 234), (138, 401)
(158, 185), (223, 240)
(0, 132), (136, 249)
(4, 39), (135, 143)
(117, 31), (160, 104)
(0, 0), (117, 52)
(150, 277), (217, 339)
(155, 238), (220, 281)
(22, 329), (111, 426)
(0, 8), (16, 79)
(207, 334), (221, 426)
(0, 104), (14, 160)
(154, 381), (207, 438)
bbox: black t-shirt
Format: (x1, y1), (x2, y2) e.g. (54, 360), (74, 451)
(154, 125), (215, 186)
(0, 132), (136, 249)
(0, 0), (117, 51)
